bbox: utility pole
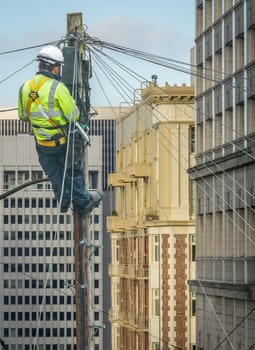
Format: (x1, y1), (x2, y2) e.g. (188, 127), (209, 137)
(64, 12), (91, 350)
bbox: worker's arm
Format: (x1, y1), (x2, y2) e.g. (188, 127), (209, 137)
(17, 84), (29, 122)
(55, 83), (80, 124)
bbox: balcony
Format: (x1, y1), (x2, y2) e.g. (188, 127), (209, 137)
(127, 162), (151, 178)
(110, 310), (148, 331)
(107, 216), (128, 232)
(108, 173), (125, 187)
(108, 172), (136, 186)
(125, 216), (138, 229)
(108, 263), (149, 279)
(118, 172), (136, 183)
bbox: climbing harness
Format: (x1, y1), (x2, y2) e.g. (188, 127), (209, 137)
(26, 77), (66, 142)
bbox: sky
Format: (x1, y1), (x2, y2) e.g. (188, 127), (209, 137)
(0, 1), (195, 108)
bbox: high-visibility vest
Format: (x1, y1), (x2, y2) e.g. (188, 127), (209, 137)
(18, 74), (80, 141)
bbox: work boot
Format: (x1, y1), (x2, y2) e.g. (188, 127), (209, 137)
(80, 190), (105, 216)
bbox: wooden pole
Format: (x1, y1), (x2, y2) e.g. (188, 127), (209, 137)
(66, 12), (91, 350)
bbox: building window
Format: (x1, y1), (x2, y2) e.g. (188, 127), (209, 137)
(191, 234), (196, 261)
(18, 171), (29, 185)
(94, 247), (99, 256)
(89, 171), (99, 189)
(32, 170), (44, 189)
(191, 293), (196, 316)
(152, 343), (160, 350)
(66, 247), (72, 256)
(3, 170), (15, 190)
(153, 235), (160, 262)
(153, 289), (160, 316)
(190, 181), (196, 216)
(93, 328), (99, 338)
(38, 248), (43, 256)
(31, 198), (36, 208)
(190, 126), (195, 153)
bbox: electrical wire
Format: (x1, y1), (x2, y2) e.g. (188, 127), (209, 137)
(134, 103), (236, 349)
(72, 31), (255, 348)
(86, 44), (255, 333)
(0, 59), (36, 84)
(86, 61), (196, 348)
(84, 66), (188, 349)
(91, 47), (255, 241)
(89, 46), (255, 243)
(86, 35), (252, 89)
(0, 31), (254, 348)
(91, 59), (251, 344)
(0, 40), (61, 55)
(91, 52), (134, 103)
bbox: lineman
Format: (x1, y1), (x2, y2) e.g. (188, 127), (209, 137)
(18, 45), (104, 214)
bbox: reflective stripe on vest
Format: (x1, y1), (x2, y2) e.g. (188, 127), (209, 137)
(26, 77), (65, 137)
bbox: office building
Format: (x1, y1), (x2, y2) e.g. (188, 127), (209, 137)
(188, 1), (255, 349)
(0, 107), (116, 350)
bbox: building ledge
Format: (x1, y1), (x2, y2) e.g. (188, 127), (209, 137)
(188, 279), (255, 300)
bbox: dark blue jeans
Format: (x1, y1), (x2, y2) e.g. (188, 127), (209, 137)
(36, 143), (91, 211)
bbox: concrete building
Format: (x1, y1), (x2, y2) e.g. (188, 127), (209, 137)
(88, 107), (118, 350)
(107, 83), (196, 350)
(188, 1), (255, 349)
(0, 110), (77, 350)
(0, 107), (115, 350)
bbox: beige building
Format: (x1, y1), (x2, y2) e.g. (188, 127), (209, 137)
(107, 83), (196, 350)
(189, 0), (255, 349)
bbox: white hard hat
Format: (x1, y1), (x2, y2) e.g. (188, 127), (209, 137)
(37, 45), (64, 65)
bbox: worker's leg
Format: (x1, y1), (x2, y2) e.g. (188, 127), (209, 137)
(65, 160), (91, 207)
(36, 144), (103, 213)
(36, 144), (71, 210)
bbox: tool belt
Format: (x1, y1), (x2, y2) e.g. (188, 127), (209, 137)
(36, 136), (67, 147)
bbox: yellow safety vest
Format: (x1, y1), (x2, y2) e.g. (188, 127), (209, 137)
(18, 74), (80, 142)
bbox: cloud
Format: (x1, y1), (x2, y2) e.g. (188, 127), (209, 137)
(89, 17), (193, 61)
